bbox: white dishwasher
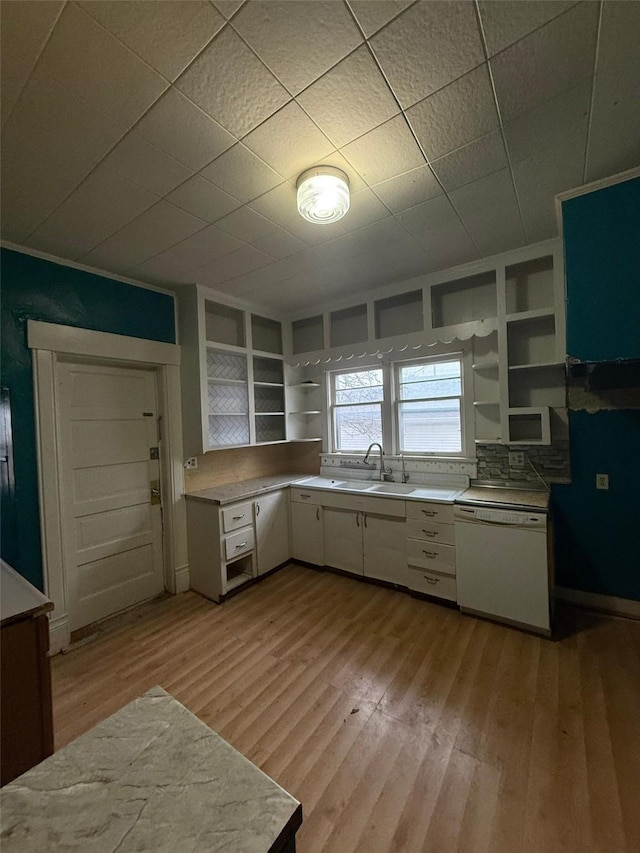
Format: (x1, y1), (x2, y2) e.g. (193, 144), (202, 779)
(454, 503), (551, 635)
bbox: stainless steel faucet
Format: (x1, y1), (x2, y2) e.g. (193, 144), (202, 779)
(364, 442), (392, 481)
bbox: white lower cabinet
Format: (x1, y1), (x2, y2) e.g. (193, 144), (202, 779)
(255, 490), (290, 576)
(324, 508), (406, 584)
(290, 491), (324, 565)
(405, 501), (456, 602)
(324, 508), (363, 576)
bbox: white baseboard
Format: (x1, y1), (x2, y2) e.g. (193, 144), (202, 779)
(555, 586), (640, 619)
(48, 615), (70, 655)
(174, 564), (190, 594)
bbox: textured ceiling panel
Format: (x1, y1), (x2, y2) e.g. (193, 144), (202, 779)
(0, 0), (638, 314)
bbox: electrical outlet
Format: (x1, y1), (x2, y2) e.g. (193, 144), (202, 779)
(184, 457), (198, 470)
(596, 473), (609, 490)
(509, 451), (525, 468)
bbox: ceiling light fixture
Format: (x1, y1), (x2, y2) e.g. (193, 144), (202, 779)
(296, 166), (350, 225)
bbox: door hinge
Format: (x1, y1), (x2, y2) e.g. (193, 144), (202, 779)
(150, 446), (159, 460)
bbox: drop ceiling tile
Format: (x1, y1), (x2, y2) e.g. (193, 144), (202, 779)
(396, 194), (459, 235)
(341, 189), (391, 232)
(242, 102), (335, 180)
(347, 1), (414, 37)
(212, 1), (245, 20)
(503, 80), (591, 166)
(200, 143), (283, 203)
(1, 47), (33, 126)
(431, 130), (507, 192)
(461, 196), (526, 257)
(303, 151), (368, 193)
(80, 201), (207, 272)
(370, 1), (485, 108)
(407, 64), (499, 162)
(193, 245), (276, 287)
(297, 45), (400, 148)
(251, 228), (306, 260)
(449, 168), (516, 217)
(36, 3), (167, 132)
(322, 216), (408, 264)
(0, 69), (127, 240)
(27, 167), (157, 259)
(289, 218), (349, 246)
(412, 218), (480, 266)
(518, 193), (558, 244)
(512, 132), (586, 200)
(166, 175), (240, 223)
(341, 115), (425, 185)
(0, 0), (63, 67)
(132, 225), (244, 282)
(586, 2), (640, 181)
(215, 206), (283, 244)
(131, 88), (236, 172)
(248, 181), (307, 236)
(490, 2), (599, 121)
(211, 261), (287, 299)
(478, 1), (578, 57)
(101, 133), (193, 196)
(77, 1), (224, 82)
(231, 0), (362, 95)
(371, 165), (442, 213)
(176, 26), (289, 137)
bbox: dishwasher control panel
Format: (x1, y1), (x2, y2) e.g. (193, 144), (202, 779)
(455, 505), (546, 528)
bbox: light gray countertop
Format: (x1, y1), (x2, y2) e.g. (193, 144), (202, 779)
(1, 560), (53, 626)
(457, 485), (551, 511)
(185, 474), (305, 505)
(0, 686), (302, 853)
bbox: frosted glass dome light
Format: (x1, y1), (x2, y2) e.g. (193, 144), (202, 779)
(296, 166), (350, 224)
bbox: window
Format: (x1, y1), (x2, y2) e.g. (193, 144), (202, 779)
(330, 355), (466, 456)
(331, 368), (383, 451)
(395, 358), (463, 454)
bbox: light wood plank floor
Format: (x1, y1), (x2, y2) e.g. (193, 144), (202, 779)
(51, 564), (640, 853)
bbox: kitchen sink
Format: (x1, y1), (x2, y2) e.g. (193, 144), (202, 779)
(332, 480), (371, 490)
(369, 483), (416, 495)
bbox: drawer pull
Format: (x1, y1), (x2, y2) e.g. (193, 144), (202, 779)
(235, 542), (248, 549)
(422, 550), (437, 558)
(421, 509), (436, 517)
(316, 507), (320, 521)
(300, 493), (311, 499)
(423, 575), (440, 584)
(232, 515), (245, 520)
(422, 530), (437, 537)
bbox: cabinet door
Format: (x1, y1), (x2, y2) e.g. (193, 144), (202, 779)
(255, 490), (290, 576)
(291, 501), (324, 565)
(324, 508), (363, 576)
(363, 513), (407, 585)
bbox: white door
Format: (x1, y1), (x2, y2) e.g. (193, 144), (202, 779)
(255, 490), (290, 576)
(323, 507), (363, 576)
(58, 361), (164, 632)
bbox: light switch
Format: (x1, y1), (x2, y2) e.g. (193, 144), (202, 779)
(596, 473), (609, 490)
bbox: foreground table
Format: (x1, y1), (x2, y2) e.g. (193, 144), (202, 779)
(0, 686), (302, 852)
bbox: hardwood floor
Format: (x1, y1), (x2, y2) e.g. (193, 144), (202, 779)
(51, 564), (640, 853)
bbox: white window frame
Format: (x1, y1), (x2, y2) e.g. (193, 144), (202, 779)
(392, 353), (466, 457)
(329, 364), (385, 453)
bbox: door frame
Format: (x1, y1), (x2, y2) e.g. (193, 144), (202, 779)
(28, 320), (188, 654)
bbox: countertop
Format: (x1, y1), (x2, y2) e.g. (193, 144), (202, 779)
(457, 485), (551, 511)
(1, 560), (53, 626)
(0, 686), (302, 853)
(186, 474), (303, 506)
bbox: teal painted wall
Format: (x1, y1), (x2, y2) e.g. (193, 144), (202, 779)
(0, 248), (176, 590)
(563, 176), (640, 363)
(553, 410), (640, 601)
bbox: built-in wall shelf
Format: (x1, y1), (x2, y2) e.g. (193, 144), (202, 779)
(472, 360), (499, 370)
(474, 401), (500, 407)
(508, 362), (565, 371)
(506, 307), (556, 324)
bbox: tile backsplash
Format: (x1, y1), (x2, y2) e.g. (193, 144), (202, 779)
(475, 442), (571, 485)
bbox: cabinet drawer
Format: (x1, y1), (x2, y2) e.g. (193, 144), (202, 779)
(222, 502), (254, 533)
(407, 566), (457, 601)
(407, 538), (455, 576)
(290, 487), (324, 505)
(406, 518), (454, 545)
(224, 527), (255, 560)
(406, 501), (454, 525)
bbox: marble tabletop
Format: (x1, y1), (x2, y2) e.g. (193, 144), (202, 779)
(185, 474), (307, 506)
(1, 560), (53, 625)
(0, 687), (302, 852)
